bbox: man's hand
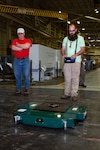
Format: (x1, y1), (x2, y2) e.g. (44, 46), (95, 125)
(71, 54), (77, 59)
(16, 42), (20, 47)
(11, 45), (23, 51)
(62, 55), (66, 59)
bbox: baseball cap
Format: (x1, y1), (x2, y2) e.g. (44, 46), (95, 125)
(17, 28), (25, 34)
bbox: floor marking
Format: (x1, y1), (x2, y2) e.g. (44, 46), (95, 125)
(31, 84), (100, 91)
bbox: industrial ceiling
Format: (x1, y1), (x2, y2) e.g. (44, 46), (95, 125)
(33, 0), (100, 47)
(0, 0), (100, 48)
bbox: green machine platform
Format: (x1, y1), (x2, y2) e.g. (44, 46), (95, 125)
(14, 102), (87, 130)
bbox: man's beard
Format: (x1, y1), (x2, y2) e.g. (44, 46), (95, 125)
(68, 32), (78, 41)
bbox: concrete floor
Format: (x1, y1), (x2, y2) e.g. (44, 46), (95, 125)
(0, 68), (100, 150)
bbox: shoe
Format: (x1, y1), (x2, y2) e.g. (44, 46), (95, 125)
(79, 84), (86, 88)
(82, 84), (86, 88)
(61, 95), (71, 99)
(15, 90), (22, 95)
(24, 89), (29, 96)
(71, 96), (78, 101)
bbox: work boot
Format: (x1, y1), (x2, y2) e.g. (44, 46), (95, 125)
(24, 89), (29, 96)
(71, 96), (78, 101)
(61, 95), (71, 99)
(15, 90), (22, 96)
(81, 84), (87, 88)
(79, 84), (87, 88)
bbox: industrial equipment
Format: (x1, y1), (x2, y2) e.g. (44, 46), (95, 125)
(14, 101), (87, 130)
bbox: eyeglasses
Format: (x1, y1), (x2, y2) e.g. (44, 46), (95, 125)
(69, 30), (75, 33)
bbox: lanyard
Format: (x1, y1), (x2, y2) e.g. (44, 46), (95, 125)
(66, 38), (78, 54)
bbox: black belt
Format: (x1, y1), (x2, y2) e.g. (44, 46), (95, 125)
(16, 57), (28, 60)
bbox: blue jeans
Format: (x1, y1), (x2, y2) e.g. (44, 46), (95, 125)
(14, 57), (30, 91)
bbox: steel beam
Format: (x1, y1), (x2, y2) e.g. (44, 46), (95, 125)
(0, 4), (68, 20)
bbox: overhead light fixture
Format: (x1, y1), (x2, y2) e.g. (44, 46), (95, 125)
(95, 10), (99, 13)
(94, 9), (99, 13)
(77, 21), (80, 24)
(94, 8), (97, 11)
(67, 21), (71, 24)
(82, 28), (85, 31)
(59, 10), (62, 14)
(88, 37), (91, 39)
